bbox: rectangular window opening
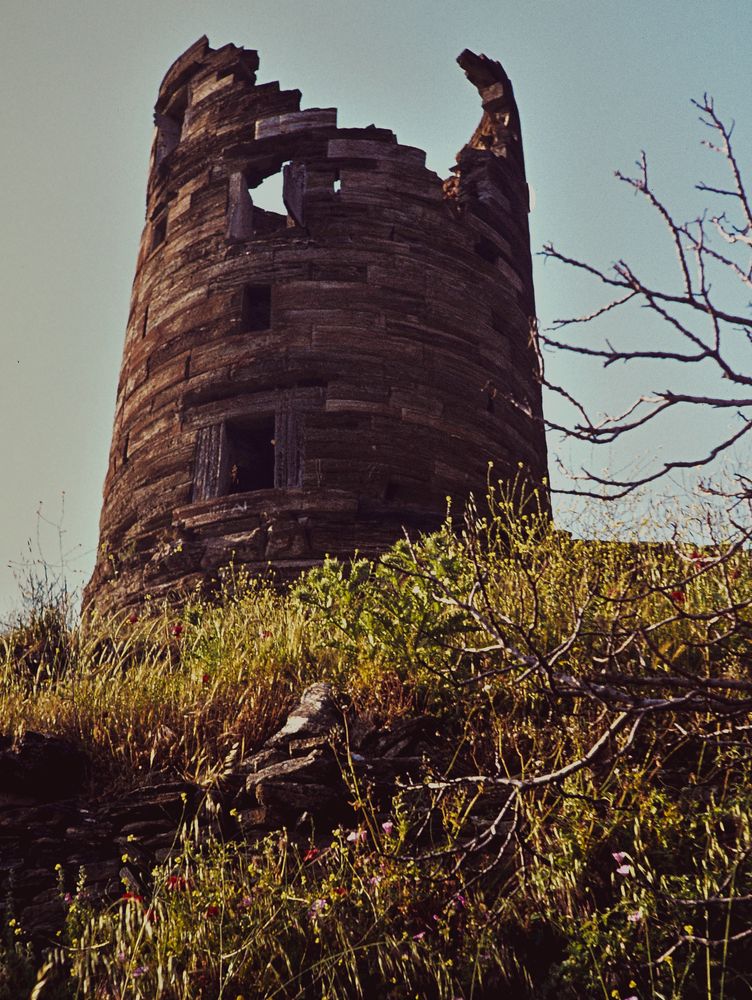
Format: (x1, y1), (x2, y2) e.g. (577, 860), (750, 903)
(226, 418), (276, 493)
(333, 171), (342, 194)
(240, 283), (272, 332)
(152, 214), (167, 251)
(474, 236), (499, 264)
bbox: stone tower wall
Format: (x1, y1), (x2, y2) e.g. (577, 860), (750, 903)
(84, 38), (548, 613)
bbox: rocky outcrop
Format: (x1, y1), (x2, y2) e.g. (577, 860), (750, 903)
(0, 686), (445, 946)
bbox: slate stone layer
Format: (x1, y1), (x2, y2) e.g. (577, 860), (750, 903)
(85, 38), (548, 613)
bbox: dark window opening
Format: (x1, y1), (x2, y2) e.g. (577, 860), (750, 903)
(226, 419), (276, 493)
(155, 87), (189, 167)
(122, 433), (130, 465)
(385, 478), (424, 505)
(474, 236), (499, 264)
(152, 214), (167, 250)
(141, 304), (150, 338)
(240, 284), (272, 332)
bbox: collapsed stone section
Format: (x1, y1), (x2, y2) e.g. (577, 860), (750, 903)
(85, 37), (548, 614)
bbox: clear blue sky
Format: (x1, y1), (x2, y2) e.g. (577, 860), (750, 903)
(1, 0), (750, 616)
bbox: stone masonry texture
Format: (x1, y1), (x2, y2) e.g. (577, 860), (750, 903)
(84, 38), (548, 614)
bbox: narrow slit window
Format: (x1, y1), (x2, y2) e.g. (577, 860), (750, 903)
(240, 284), (272, 332)
(141, 304), (150, 338)
(226, 418), (276, 493)
(333, 171), (342, 194)
(152, 213), (167, 250)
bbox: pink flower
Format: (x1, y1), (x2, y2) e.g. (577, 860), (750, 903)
(628, 909), (643, 923)
(309, 898), (327, 918)
(347, 828), (367, 846)
(381, 820), (394, 836)
(413, 931), (426, 940)
(616, 864), (632, 877)
(612, 851), (628, 865)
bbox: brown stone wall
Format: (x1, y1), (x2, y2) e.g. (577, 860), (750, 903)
(84, 38), (548, 614)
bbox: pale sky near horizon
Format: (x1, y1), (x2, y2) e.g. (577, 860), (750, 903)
(1, 0), (751, 617)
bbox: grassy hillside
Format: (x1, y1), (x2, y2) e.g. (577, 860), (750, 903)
(2, 492), (751, 999)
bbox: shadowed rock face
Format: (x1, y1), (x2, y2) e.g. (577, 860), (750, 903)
(85, 38), (548, 614)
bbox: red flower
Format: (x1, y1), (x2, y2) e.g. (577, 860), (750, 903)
(202, 673), (211, 686)
(303, 848), (319, 862)
(170, 622), (184, 637)
(166, 875), (187, 891)
(205, 904), (220, 918)
(121, 892), (143, 904)
(127, 612), (138, 625)
(670, 590), (686, 604)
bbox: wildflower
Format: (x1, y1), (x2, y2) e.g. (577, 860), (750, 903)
(669, 589), (686, 604)
(132, 966), (148, 978)
(205, 904), (220, 918)
(309, 898), (327, 918)
(238, 895), (254, 909)
(381, 820), (394, 836)
(63, 893), (73, 905)
(127, 612), (138, 624)
(612, 851), (628, 865)
(202, 673), (211, 686)
(303, 847), (319, 862)
(616, 864), (632, 877)
(121, 892), (143, 904)
(413, 931), (426, 941)
(170, 621), (184, 637)
(260, 629), (272, 639)
(166, 875), (187, 891)
(627, 909), (643, 923)
(453, 892), (467, 910)
(333, 886), (348, 897)
(347, 828), (367, 846)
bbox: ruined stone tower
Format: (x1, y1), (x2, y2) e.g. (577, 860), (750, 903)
(84, 37), (548, 613)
